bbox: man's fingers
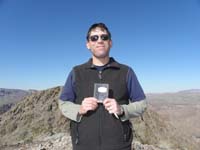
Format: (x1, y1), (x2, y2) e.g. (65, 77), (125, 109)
(82, 97), (98, 112)
(85, 103), (97, 110)
(103, 99), (115, 108)
(83, 101), (98, 108)
(103, 98), (120, 115)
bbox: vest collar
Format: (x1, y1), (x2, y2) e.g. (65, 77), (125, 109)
(85, 57), (120, 69)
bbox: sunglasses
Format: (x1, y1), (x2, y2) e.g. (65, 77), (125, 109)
(89, 34), (110, 42)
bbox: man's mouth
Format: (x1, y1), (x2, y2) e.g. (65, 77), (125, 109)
(96, 45), (105, 48)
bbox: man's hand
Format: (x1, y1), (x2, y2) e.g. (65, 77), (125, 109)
(79, 97), (98, 115)
(103, 98), (123, 115)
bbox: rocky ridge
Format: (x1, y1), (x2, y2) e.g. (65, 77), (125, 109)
(0, 87), (198, 150)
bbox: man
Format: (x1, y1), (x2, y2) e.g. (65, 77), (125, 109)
(59, 23), (147, 150)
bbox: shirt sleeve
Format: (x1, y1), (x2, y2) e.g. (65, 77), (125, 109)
(59, 70), (82, 122)
(59, 70), (76, 102)
(120, 99), (147, 121)
(126, 67), (146, 102)
(58, 99), (82, 122)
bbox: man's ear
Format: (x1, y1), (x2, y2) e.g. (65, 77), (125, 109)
(86, 42), (90, 49)
(110, 40), (113, 48)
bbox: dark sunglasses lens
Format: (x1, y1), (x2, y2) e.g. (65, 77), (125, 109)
(90, 35), (110, 41)
(90, 35), (99, 41)
(101, 35), (109, 41)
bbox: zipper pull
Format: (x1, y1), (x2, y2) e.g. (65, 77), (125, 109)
(98, 71), (102, 80)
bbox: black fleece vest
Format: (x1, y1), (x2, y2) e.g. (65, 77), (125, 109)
(70, 58), (133, 150)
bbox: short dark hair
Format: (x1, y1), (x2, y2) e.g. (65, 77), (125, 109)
(86, 23), (111, 41)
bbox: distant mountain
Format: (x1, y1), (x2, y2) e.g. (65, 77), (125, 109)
(147, 91), (200, 148)
(0, 87), (198, 150)
(178, 89), (200, 93)
(0, 88), (31, 105)
(147, 89), (200, 104)
(0, 88), (37, 114)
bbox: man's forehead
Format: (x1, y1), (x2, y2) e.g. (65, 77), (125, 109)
(90, 27), (107, 34)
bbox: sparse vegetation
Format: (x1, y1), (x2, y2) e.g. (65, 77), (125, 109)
(0, 87), (199, 150)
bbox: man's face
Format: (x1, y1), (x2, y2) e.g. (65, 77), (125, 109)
(86, 27), (112, 59)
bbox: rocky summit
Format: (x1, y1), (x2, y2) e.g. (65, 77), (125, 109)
(0, 86), (199, 150)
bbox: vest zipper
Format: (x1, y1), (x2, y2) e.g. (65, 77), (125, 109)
(99, 104), (102, 149)
(98, 70), (102, 80)
(98, 70), (103, 149)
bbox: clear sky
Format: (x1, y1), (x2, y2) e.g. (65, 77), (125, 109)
(0, 0), (200, 93)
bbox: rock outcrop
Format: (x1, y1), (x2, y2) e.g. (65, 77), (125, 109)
(0, 87), (198, 150)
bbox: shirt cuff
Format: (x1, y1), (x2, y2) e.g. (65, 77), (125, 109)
(76, 113), (82, 122)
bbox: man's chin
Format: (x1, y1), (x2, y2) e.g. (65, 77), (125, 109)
(94, 54), (109, 59)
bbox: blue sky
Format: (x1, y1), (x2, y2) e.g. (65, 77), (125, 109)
(0, 0), (200, 93)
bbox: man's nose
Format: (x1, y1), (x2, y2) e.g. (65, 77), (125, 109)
(97, 37), (103, 42)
